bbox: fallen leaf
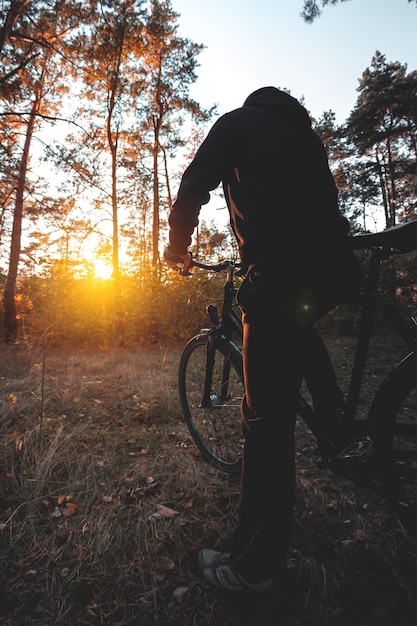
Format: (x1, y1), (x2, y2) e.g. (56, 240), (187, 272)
(8, 393), (17, 408)
(57, 494), (73, 505)
(15, 438), (23, 454)
(23, 569), (38, 581)
(129, 482), (160, 500)
(158, 556), (175, 571)
(155, 504), (179, 517)
(63, 502), (77, 516)
(172, 586), (189, 601)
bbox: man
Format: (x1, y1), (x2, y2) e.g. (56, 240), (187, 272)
(164, 87), (362, 597)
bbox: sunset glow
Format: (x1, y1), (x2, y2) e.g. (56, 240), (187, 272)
(91, 258), (114, 280)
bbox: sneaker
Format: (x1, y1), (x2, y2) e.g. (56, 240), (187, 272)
(197, 549), (273, 592)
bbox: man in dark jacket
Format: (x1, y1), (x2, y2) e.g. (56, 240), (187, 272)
(165, 87), (362, 596)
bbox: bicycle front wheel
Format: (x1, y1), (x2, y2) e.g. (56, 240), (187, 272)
(179, 333), (244, 475)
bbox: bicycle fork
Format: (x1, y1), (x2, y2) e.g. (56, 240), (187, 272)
(200, 333), (216, 408)
(199, 332), (232, 408)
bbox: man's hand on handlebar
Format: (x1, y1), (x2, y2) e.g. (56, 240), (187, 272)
(164, 248), (193, 275)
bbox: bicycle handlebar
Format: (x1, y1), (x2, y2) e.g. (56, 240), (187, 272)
(179, 258), (244, 276)
(189, 259), (236, 271)
(176, 219), (417, 277)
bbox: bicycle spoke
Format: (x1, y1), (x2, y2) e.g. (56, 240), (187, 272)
(179, 334), (244, 474)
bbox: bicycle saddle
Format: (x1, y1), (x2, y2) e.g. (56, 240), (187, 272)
(352, 219), (417, 253)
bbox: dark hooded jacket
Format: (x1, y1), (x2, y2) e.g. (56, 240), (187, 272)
(167, 87), (361, 308)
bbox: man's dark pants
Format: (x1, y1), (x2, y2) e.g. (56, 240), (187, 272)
(230, 276), (342, 582)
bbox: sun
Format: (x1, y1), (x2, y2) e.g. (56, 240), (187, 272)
(81, 237), (119, 279)
(92, 258), (114, 280)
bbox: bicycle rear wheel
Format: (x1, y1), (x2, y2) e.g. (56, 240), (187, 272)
(368, 352), (417, 527)
(178, 333), (244, 475)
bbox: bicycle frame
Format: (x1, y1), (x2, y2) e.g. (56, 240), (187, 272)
(344, 247), (417, 424)
(295, 243), (417, 466)
(210, 262), (243, 341)
(190, 220), (417, 462)
(180, 224), (417, 526)
(197, 261), (243, 409)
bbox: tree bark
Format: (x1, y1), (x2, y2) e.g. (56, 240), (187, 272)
(3, 100), (38, 342)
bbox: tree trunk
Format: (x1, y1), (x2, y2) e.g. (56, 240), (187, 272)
(3, 103), (37, 343)
(152, 117), (161, 272)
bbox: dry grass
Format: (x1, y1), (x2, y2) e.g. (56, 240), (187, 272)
(0, 338), (417, 625)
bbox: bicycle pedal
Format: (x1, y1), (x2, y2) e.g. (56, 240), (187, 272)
(337, 437), (375, 466)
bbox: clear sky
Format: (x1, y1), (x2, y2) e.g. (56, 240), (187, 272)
(171, 0), (417, 124)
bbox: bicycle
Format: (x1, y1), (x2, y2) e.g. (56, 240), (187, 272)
(177, 220), (417, 533)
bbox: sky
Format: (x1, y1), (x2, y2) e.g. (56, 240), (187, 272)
(170, 0), (417, 124)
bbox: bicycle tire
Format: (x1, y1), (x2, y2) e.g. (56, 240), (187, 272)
(368, 351), (417, 516)
(178, 333), (244, 475)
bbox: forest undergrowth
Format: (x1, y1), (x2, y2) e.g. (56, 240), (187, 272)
(0, 333), (417, 625)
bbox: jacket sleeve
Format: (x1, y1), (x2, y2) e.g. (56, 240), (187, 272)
(167, 113), (234, 256)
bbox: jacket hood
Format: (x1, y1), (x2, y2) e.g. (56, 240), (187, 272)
(243, 86), (311, 127)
